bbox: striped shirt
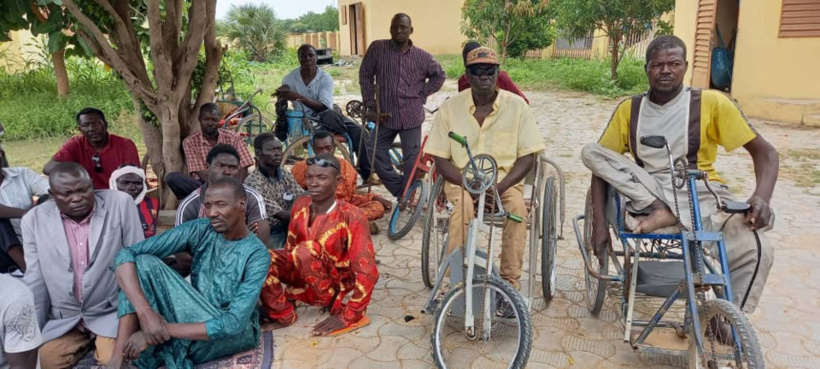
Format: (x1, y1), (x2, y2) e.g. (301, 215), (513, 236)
(182, 129), (255, 173)
(359, 40), (446, 130)
(175, 184), (268, 226)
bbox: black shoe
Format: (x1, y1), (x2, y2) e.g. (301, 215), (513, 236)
(495, 294), (516, 319)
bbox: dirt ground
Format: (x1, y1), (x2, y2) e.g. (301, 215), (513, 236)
(271, 83), (820, 368)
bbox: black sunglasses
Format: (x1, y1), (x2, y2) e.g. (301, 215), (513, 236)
(467, 65), (498, 77)
(306, 157), (340, 171)
(92, 154), (102, 173)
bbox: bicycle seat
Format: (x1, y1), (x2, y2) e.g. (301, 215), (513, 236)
(722, 200), (750, 214)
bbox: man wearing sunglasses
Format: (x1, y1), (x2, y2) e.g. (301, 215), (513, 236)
(43, 108), (140, 190)
(425, 47), (545, 292)
(290, 130), (392, 234)
(261, 153), (378, 337)
(276, 44), (373, 181)
(457, 41), (529, 104)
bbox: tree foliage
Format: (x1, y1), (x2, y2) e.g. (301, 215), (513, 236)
(218, 3), (286, 62)
(551, 0), (674, 80)
(282, 5), (339, 33)
(461, 0), (553, 62)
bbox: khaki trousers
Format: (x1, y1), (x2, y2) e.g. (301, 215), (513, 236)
(444, 183), (528, 289)
(39, 327), (116, 369)
(581, 143), (774, 312)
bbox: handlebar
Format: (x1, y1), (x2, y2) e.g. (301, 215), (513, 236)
(507, 213), (523, 223)
(448, 131), (468, 147)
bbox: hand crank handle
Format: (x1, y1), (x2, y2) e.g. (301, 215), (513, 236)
(507, 213), (524, 223)
(448, 131), (468, 147)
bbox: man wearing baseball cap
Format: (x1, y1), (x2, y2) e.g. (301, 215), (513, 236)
(424, 47), (545, 296)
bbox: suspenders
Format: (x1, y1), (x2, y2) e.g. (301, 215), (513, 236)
(628, 89), (703, 170)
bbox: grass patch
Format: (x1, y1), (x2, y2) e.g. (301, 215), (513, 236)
(435, 54), (648, 97)
(783, 149), (820, 161)
(792, 163), (820, 188)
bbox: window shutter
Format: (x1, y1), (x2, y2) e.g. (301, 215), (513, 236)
(691, 0), (717, 88)
(780, 0), (820, 38)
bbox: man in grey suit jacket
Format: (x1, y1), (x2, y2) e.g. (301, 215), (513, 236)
(22, 163), (144, 369)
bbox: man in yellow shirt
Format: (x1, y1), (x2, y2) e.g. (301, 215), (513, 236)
(580, 35), (779, 312)
(425, 47), (544, 290)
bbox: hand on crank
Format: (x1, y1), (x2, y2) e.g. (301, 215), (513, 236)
(745, 195), (772, 231)
(364, 108), (380, 124)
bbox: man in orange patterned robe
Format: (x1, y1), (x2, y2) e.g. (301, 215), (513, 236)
(262, 153), (379, 336)
(291, 131), (391, 233)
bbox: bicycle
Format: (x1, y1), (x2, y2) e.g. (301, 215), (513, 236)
(574, 135), (764, 368)
(422, 131), (532, 369)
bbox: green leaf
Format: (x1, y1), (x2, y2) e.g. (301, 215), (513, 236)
(47, 32), (67, 53)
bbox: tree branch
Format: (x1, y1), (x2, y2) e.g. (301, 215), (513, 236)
(163, 0), (184, 62)
(146, 0), (171, 94)
(63, 0), (156, 106)
(171, 0), (210, 103)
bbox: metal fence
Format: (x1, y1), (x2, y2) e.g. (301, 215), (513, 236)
(550, 34), (594, 59)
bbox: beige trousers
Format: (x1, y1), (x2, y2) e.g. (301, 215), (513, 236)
(581, 143), (774, 312)
(39, 327), (116, 369)
(444, 183), (528, 289)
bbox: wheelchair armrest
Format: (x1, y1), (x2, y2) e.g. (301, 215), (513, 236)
(722, 200), (750, 214)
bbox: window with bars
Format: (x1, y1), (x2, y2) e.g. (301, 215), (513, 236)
(780, 0), (820, 38)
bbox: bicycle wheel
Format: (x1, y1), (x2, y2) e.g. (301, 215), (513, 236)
(431, 276), (532, 369)
(389, 142), (403, 173)
(583, 190), (608, 315)
(689, 299), (764, 369)
(280, 136), (352, 169)
(387, 178), (428, 240)
(541, 176), (558, 302)
(235, 114), (274, 146)
(422, 176), (448, 288)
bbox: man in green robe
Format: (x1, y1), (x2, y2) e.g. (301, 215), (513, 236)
(106, 177), (270, 369)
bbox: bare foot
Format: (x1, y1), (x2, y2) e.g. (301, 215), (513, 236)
(633, 200), (678, 234)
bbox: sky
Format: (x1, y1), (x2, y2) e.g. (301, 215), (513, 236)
(216, 0), (337, 20)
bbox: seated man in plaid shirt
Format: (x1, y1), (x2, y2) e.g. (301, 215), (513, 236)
(166, 103), (255, 200)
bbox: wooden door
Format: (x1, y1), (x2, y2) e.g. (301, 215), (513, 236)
(691, 0), (718, 88)
(354, 3), (365, 56)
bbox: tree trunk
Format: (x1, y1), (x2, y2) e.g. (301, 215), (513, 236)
(52, 49), (70, 97)
(609, 36), (620, 80)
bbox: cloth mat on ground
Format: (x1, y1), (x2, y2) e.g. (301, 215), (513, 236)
(73, 330), (274, 369)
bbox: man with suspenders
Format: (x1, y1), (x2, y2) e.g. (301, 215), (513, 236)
(580, 35), (779, 312)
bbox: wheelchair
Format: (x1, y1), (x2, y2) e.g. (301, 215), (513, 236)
(420, 147), (568, 308)
(573, 135), (764, 368)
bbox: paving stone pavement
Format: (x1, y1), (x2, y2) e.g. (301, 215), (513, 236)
(272, 84), (820, 368)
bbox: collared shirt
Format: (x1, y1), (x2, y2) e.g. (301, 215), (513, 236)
(244, 168), (305, 227)
(0, 167), (49, 238)
(281, 68), (334, 119)
(182, 129), (254, 174)
(61, 213), (92, 303)
(175, 183), (268, 226)
(425, 89), (545, 182)
(359, 39), (446, 130)
(458, 71), (530, 104)
(52, 134), (140, 189)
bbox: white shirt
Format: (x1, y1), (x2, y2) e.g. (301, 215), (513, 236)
(0, 168), (49, 238)
(281, 67), (334, 118)
(0, 274), (42, 369)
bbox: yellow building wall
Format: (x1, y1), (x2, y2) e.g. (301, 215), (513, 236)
(338, 0), (466, 56)
(675, 0), (820, 125)
(0, 30), (42, 73)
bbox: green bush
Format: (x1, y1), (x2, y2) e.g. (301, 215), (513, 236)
(0, 58), (133, 140)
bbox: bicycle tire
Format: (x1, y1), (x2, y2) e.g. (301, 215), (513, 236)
(387, 179), (428, 240)
(280, 136), (352, 168)
(422, 176), (446, 288)
(688, 299), (764, 369)
(389, 142), (403, 173)
(431, 276), (532, 369)
(235, 114), (274, 146)
(541, 176), (558, 302)
(583, 190), (608, 315)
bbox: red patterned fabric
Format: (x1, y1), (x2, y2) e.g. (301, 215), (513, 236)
(261, 196), (379, 327)
(291, 159), (386, 221)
